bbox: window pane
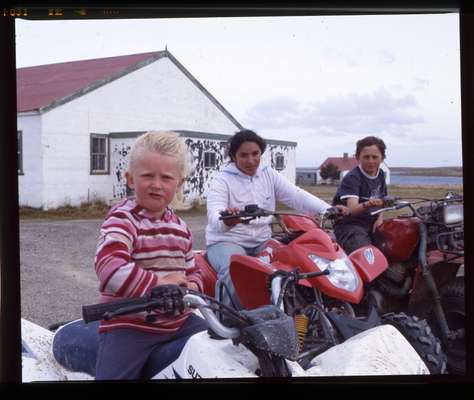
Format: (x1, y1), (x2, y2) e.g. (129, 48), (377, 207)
(91, 135), (108, 173)
(92, 154), (105, 171)
(98, 156), (105, 171)
(276, 155), (284, 170)
(92, 154), (99, 170)
(98, 138), (106, 154)
(204, 152), (216, 168)
(92, 138), (99, 153)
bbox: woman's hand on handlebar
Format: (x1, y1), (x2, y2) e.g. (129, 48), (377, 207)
(220, 207), (242, 227)
(334, 205), (351, 216)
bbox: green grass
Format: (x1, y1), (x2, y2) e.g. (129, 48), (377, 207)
(19, 200), (208, 220)
(20, 184), (463, 220)
(19, 200), (111, 220)
(299, 184), (463, 204)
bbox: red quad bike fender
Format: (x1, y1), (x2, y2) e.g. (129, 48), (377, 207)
(194, 251), (217, 297)
(230, 256), (291, 309)
(194, 242), (290, 300)
(349, 245), (388, 284)
(373, 217), (421, 263)
(281, 214), (318, 232)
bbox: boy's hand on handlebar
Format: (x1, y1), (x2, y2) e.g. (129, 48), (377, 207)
(365, 198), (384, 208)
(150, 284), (186, 316)
(186, 281), (200, 292)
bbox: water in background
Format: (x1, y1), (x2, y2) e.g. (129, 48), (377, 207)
(390, 174), (463, 185)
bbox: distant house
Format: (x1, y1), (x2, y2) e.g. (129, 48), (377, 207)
(16, 49), (297, 209)
(296, 167), (318, 185)
(318, 153), (390, 184)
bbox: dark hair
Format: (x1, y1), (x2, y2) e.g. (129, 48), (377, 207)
(227, 129), (266, 161)
(356, 136), (386, 159)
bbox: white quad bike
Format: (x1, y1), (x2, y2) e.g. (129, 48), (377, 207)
(21, 284), (430, 381)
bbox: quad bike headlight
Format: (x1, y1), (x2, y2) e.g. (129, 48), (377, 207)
(444, 204), (463, 225)
(308, 254), (359, 292)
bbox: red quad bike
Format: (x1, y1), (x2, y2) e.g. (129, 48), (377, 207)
(195, 204), (447, 374)
(364, 192), (465, 374)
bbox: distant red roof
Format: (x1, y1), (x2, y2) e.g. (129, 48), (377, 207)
(320, 155), (359, 171)
(17, 51), (164, 112)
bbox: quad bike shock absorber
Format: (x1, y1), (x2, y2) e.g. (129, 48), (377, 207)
(294, 314), (309, 352)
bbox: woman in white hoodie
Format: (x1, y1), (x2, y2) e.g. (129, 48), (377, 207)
(205, 130), (348, 309)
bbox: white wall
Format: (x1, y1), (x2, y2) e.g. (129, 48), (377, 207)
(263, 143), (296, 183)
(17, 113), (43, 208)
(39, 56), (241, 209)
(109, 135), (296, 211)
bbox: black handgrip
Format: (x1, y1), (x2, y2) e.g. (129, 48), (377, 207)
(382, 196), (399, 207)
(219, 209), (233, 218)
(82, 296), (149, 323)
(324, 207), (342, 220)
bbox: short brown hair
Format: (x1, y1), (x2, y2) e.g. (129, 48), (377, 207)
(356, 136), (386, 159)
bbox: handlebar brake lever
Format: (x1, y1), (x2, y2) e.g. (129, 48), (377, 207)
(370, 207), (391, 216)
(370, 200), (410, 216)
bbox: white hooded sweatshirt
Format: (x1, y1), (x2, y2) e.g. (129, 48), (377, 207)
(205, 162), (331, 248)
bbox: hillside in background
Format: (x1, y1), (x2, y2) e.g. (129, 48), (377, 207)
(390, 166), (462, 176)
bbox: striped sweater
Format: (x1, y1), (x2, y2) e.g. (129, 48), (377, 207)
(94, 198), (202, 334)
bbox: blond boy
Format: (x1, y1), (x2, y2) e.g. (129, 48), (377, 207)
(94, 131), (207, 380)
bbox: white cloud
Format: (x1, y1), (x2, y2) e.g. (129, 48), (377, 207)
(377, 49), (396, 64)
(243, 87), (424, 136)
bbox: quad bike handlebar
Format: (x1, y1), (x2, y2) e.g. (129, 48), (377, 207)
(369, 197), (415, 217)
(82, 284), (301, 377)
(369, 193), (464, 221)
(219, 204), (343, 230)
(82, 285), (247, 339)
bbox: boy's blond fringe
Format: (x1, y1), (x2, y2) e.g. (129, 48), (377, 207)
(128, 131), (191, 207)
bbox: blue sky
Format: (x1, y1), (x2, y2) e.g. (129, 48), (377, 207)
(15, 13), (462, 167)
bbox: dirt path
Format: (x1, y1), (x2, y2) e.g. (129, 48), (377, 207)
(20, 215), (207, 328)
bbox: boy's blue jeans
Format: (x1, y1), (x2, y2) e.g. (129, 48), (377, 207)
(206, 241), (268, 310)
(95, 313), (207, 380)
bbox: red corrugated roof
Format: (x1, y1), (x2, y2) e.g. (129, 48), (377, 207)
(17, 51), (162, 112)
(320, 156), (359, 171)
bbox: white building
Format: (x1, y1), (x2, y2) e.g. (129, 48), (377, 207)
(16, 50), (296, 210)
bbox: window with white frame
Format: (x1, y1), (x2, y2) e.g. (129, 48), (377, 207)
(17, 130), (23, 174)
(90, 134), (109, 174)
(204, 151), (217, 169)
(275, 153), (285, 171)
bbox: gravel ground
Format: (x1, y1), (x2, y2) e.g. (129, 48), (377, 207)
(20, 215), (207, 329)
